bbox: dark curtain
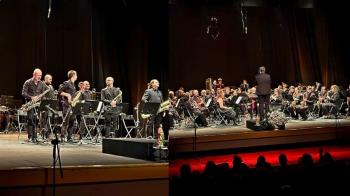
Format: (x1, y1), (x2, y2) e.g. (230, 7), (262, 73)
(91, 0), (169, 108)
(168, 0), (350, 90)
(0, 0), (349, 108)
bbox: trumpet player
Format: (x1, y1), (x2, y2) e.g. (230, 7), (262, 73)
(101, 76), (122, 138)
(22, 68), (48, 143)
(58, 70), (78, 142)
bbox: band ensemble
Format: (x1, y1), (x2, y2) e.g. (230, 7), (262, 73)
(20, 68), (170, 147)
(18, 67), (350, 145)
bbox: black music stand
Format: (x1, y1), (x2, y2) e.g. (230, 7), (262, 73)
(143, 102), (160, 116)
(39, 99), (59, 138)
(72, 102), (91, 115)
(85, 100), (104, 113)
(142, 102), (161, 139)
(83, 100), (104, 141)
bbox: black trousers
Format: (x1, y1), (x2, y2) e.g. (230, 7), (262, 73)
(26, 109), (37, 140)
(104, 112), (118, 137)
(61, 106), (76, 140)
(258, 95), (270, 119)
(152, 111), (170, 142)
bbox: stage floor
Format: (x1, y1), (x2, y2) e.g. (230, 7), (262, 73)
(0, 134), (153, 169)
(169, 118), (350, 155)
(0, 133), (168, 190)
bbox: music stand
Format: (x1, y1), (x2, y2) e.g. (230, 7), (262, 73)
(85, 100), (103, 113)
(72, 102), (91, 115)
(142, 102), (161, 139)
(39, 99), (59, 138)
(142, 102), (160, 115)
(83, 100), (104, 141)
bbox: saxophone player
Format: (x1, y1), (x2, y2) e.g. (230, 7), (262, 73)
(40, 74), (57, 139)
(141, 79), (170, 146)
(58, 70), (78, 142)
(101, 76), (122, 138)
(22, 68), (48, 143)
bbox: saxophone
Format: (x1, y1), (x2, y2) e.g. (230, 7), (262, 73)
(112, 90), (122, 103)
(71, 91), (82, 107)
(20, 88), (50, 111)
(158, 100), (170, 114)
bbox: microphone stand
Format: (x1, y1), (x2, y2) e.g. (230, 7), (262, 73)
(46, 105), (63, 196)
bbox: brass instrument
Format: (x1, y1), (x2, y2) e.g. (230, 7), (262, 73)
(71, 91), (82, 107)
(158, 100), (170, 114)
(20, 88), (50, 111)
(206, 78), (213, 92)
(112, 90), (122, 103)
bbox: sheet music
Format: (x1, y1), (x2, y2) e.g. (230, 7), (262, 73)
(175, 99), (180, 108)
(205, 98), (212, 107)
(235, 96), (242, 104)
(97, 101), (103, 112)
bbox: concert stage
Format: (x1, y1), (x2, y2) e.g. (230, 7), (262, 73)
(0, 133), (168, 196)
(169, 118), (350, 156)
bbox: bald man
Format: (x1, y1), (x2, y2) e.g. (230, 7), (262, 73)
(101, 76), (122, 138)
(22, 68), (49, 143)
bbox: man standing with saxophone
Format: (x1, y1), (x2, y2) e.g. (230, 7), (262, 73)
(58, 70), (78, 142)
(101, 76), (122, 138)
(22, 68), (49, 143)
(141, 79), (170, 147)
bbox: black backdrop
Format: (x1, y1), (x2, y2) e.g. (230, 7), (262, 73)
(0, 0), (349, 108)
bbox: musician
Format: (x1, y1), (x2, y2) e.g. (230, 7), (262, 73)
(240, 79), (250, 92)
(216, 89), (237, 125)
(255, 66), (271, 120)
(289, 87), (307, 120)
(77, 81), (94, 141)
(40, 74), (56, 139)
(22, 68), (48, 143)
(181, 93), (208, 127)
(101, 76), (122, 138)
(82, 81), (93, 100)
(58, 70), (78, 142)
(320, 85), (342, 117)
(141, 79), (170, 145)
(214, 78), (225, 90)
(43, 74), (56, 99)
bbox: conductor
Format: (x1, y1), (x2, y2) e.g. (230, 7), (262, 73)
(255, 66), (271, 121)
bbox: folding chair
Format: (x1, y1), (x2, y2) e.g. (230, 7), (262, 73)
(16, 109), (27, 140)
(120, 113), (138, 138)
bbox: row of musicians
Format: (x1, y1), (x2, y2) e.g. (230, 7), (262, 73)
(21, 69), (122, 143)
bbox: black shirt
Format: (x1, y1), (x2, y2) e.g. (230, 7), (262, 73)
(22, 78), (48, 100)
(43, 85), (56, 100)
(58, 80), (76, 107)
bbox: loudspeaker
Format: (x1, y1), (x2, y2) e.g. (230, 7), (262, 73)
(102, 138), (156, 160)
(246, 119), (273, 131)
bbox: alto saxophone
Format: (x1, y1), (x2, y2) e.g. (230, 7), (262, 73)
(112, 91), (122, 103)
(71, 91), (82, 107)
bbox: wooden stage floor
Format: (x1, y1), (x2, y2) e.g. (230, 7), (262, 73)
(0, 133), (168, 195)
(169, 118), (350, 155)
